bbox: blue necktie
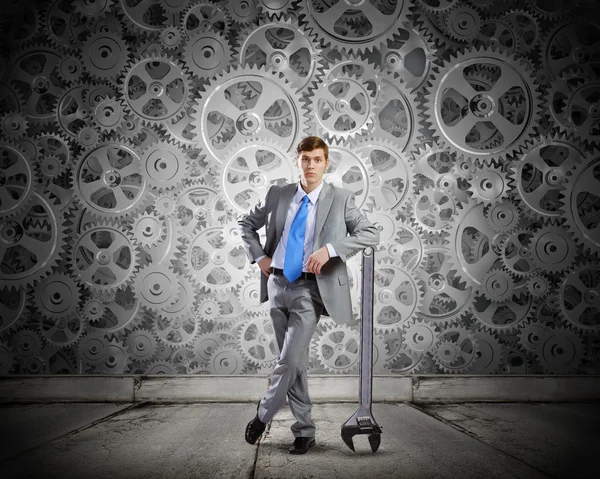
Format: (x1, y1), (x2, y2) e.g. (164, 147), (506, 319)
(284, 195), (310, 282)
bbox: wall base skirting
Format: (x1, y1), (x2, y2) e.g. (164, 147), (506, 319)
(1, 375), (600, 403)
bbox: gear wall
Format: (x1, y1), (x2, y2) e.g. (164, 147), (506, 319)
(1, 0), (599, 376)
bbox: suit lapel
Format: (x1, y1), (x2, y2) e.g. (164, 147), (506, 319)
(313, 181), (334, 252)
(275, 183), (297, 242)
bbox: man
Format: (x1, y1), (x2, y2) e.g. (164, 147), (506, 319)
(237, 136), (380, 454)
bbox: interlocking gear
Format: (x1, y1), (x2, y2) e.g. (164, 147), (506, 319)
(71, 141), (153, 220)
(298, 0), (412, 55)
(424, 46), (542, 162)
(70, 220), (140, 295)
(559, 265), (600, 333)
(313, 322), (360, 373)
(191, 64), (309, 163)
(237, 16), (325, 93)
(121, 53), (193, 126)
(182, 29), (234, 80)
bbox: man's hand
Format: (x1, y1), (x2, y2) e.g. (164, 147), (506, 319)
(258, 256), (272, 277)
(307, 246), (330, 274)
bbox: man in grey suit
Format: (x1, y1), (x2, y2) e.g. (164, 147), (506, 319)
(238, 136), (380, 454)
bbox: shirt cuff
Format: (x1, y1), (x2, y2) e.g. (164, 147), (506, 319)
(255, 254), (266, 264)
(326, 243), (338, 258)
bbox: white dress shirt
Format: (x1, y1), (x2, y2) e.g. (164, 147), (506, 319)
(255, 181), (338, 270)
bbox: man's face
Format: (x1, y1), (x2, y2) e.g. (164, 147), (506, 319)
(296, 148), (329, 185)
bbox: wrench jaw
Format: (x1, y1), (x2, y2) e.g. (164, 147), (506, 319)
(340, 406), (383, 453)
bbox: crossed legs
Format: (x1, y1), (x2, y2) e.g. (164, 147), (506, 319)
(258, 275), (323, 438)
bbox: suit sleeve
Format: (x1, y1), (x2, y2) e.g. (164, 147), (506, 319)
(330, 192), (380, 262)
(237, 186), (273, 264)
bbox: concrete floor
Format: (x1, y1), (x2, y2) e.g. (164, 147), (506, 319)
(0, 402), (597, 479)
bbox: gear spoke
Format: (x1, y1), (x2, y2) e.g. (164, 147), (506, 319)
(316, 1), (350, 28)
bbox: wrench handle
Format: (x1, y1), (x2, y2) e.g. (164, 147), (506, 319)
(360, 247), (375, 408)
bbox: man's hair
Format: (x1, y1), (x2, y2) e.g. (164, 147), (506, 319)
(296, 136), (329, 160)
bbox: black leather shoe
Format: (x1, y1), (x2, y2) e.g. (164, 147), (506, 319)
(245, 415), (266, 445)
(289, 437), (316, 454)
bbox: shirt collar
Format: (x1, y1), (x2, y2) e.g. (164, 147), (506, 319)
(295, 180), (324, 205)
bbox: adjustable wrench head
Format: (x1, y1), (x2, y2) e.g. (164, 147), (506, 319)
(341, 408), (382, 453)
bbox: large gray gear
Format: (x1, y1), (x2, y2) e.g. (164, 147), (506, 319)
(503, 8), (542, 57)
(376, 24), (439, 91)
(386, 218), (428, 272)
(79, 333), (131, 373)
(0, 286), (27, 333)
(479, 268), (515, 303)
(473, 17), (519, 57)
(446, 200), (502, 290)
(558, 265), (600, 333)
(158, 273), (197, 321)
(0, 189), (68, 290)
(191, 64), (310, 163)
(443, 4), (482, 44)
(236, 312), (278, 367)
(416, 244), (475, 325)
(71, 141), (154, 221)
(236, 15), (325, 93)
(368, 72), (422, 154)
(470, 288), (536, 334)
(180, 226), (246, 293)
(257, 0), (295, 19)
(485, 199), (523, 234)
(535, 324), (584, 374)
(559, 153), (600, 253)
(298, 0), (412, 55)
(423, 46), (542, 162)
(140, 139), (188, 193)
(312, 323), (360, 374)
(6, 42), (65, 125)
(152, 312), (199, 349)
(126, 327), (158, 363)
(517, 319), (550, 354)
(0, 141), (35, 219)
(411, 143), (471, 206)
(121, 53), (193, 126)
(402, 317), (441, 353)
(133, 264), (181, 314)
(530, 224), (578, 274)
(355, 138), (415, 211)
(373, 257), (424, 334)
(469, 327), (505, 374)
(70, 220), (140, 296)
(33, 271), (83, 320)
(131, 210), (167, 248)
(468, 161), (512, 207)
(81, 31), (131, 81)
(412, 186), (459, 233)
(171, 183), (220, 238)
(182, 29), (234, 80)
(220, 137), (296, 213)
(118, 0), (170, 33)
(39, 313), (86, 349)
(181, 1), (232, 38)
(510, 133), (584, 221)
(208, 344), (246, 374)
(431, 326), (478, 374)
(91, 96), (128, 135)
(541, 19), (600, 81)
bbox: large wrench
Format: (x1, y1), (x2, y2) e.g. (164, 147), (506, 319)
(340, 247), (382, 453)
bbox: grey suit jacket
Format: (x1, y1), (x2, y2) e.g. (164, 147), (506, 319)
(237, 180), (380, 324)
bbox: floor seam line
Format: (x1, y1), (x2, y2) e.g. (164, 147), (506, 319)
(0, 401), (149, 465)
(406, 402), (558, 479)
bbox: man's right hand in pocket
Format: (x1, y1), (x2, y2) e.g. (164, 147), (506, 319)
(258, 256), (272, 278)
